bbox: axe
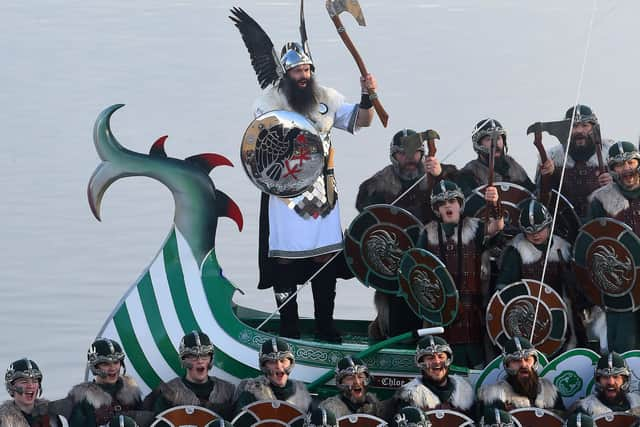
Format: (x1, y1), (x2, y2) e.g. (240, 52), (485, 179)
(527, 119), (571, 206)
(486, 129), (503, 220)
(326, 0), (389, 127)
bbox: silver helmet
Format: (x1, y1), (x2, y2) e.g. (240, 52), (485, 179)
(259, 337), (295, 375)
(415, 336), (453, 369)
(5, 358), (43, 397)
(280, 42), (314, 72)
(472, 118), (507, 155)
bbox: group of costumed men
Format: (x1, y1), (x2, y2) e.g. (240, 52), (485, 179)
(4, 333), (640, 426)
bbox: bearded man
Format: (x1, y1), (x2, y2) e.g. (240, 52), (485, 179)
(539, 105), (612, 219)
(573, 352), (640, 417)
(319, 356), (384, 419)
(394, 336), (475, 416)
(232, 6), (378, 341)
(589, 141), (640, 352)
(478, 336), (564, 413)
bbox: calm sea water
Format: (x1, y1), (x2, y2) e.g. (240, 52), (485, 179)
(2, 0), (638, 398)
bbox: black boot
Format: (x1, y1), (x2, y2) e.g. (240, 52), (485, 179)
(274, 278), (300, 339)
(311, 262), (341, 343)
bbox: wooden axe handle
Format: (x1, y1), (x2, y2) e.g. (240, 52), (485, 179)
(533, 131), (551, 206)
(533, 131), (549, 163)
(330, 14), (389, 127)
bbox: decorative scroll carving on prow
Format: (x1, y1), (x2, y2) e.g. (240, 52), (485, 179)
(88, 104), (243, 265)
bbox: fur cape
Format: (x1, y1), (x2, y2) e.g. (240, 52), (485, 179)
(478, 377), (558, 409)
(423, 217), (481, 247)
(157, 376), (235, 407)
(460, 156), (531, 186)
(234, 376), (312, 412)
(577, 391), (640, 417)
(319, 392), (381, 419)
(590, 182), (629, 217)
(395, 376), (474, 411)
(507, 233), (571, 265)
(253, 84), (356, 136)
(67, 376), (141, 409)
(0, 399), (60, 427)
(547, 139), (613, 168)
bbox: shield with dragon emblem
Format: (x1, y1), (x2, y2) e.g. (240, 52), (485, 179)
(338, 414), (387, 427)
(464, 182), (534, 228)
(231, 400), (306, 427)
(241, 110), (324, 197)
(398, 248), (459, 326)
(486, 279), (568, 356)
(424, 409), (474, 426)
(574, 218), (640, 312)
(510, 408), (564, 427)
(593, 412), (638, 427)
(345, 204), (423, 294)
(150, 405), (221, 427)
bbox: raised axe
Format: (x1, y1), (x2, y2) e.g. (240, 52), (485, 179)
(527, 119), (571, 206)
(326, 0), (389, 127)
(486, 129), (503, 220)
(400, 129), (441, 191)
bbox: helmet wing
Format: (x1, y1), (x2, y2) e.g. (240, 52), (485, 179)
(230, 7), (284, 89)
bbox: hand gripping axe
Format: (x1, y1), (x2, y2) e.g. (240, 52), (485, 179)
(326, 0), (389, 127)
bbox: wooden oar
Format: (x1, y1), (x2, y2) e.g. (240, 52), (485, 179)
(307, 326), (444, 391)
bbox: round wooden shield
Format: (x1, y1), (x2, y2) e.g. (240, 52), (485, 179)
(509, 408), (563, 427)
(486, 279), (568, 356)
(424, 409), (474, 426)
(464, 182), (534, 228)
(574, 218), (640, 312)
(241, 110), (324, 197)
(337, 413), (387, 426)
(345, 204), (423, 294)
(594, 412), (638, 427)
(231, 400), (306, 427)
(546, 190), (582, 244)
(151, 405), (221, 427)
(398, 248), (459, 326)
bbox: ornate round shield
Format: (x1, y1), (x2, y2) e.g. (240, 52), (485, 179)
(540, 348), (600, 409)
(398, 248), (459, 326)
(151, 405), (221, 427)
(345, 204), (423, 294)
(486, 279), (568, 356)
(546, 190), (582, 244)
(574, 218), (640, 312)
(424, 409), (474, 426)
(241, 110), (324, 197)
(464, 182), (534, 228)
(337, 414), (387, 427)
(231, 400), (306, 427)
(594, 412), (638, 427)
(510, 408), (563, 427)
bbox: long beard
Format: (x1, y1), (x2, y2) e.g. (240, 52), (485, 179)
(598, 387), (626, 406)
(395, 158), (425, 181)
(508, 369), (540, 403)
(279, 75), (318, 114)
(568, 134), (596, 161)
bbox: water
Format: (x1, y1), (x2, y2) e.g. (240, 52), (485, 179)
(1, 0), (639, 398)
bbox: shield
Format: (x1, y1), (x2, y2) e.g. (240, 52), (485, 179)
(574, 218), (640, 312)
(150, 405), (221, 427)
(231, 400), (306, 427)
(545, 190), (582, 244)
(486, 279), (568, 356)
(540, 348), (600, 408)
(509, 408), (563, 427)
(337, 414), (387, 426)
(594, 412), (638, 427)
(241, 110), (324, 197)
(464, 182), (534, 229)
(424, 409), (474, 426)
(345, 204), (423, 294)
(398, 248), (459, 326)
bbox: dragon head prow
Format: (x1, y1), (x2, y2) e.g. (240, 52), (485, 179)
(88, 104), (243, 265)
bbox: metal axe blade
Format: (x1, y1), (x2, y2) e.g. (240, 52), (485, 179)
(526, 119), (572, 145)
(326, 0), (366, 26)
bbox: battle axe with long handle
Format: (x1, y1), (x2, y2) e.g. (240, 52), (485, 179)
(326, 0), (389, 127)
(486, 129), (503, 221)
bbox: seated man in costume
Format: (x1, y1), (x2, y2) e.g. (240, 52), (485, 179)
(572, 352), (640, 417)
(233, 338), (311, 414)
(357, 128), (456, 339)
(540, 104), (612, 220)
(394, 336), (475, 416)
(143, 331), (235, 421)
(478, 336), (564, 413)
(589, 141), (640, 352)
(67, 338), (150, 427)
(319, 356), (384, 419)
(418, 180), (504, 367)
(1, 358), (64, 426)
(456, 119), (535, 196)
